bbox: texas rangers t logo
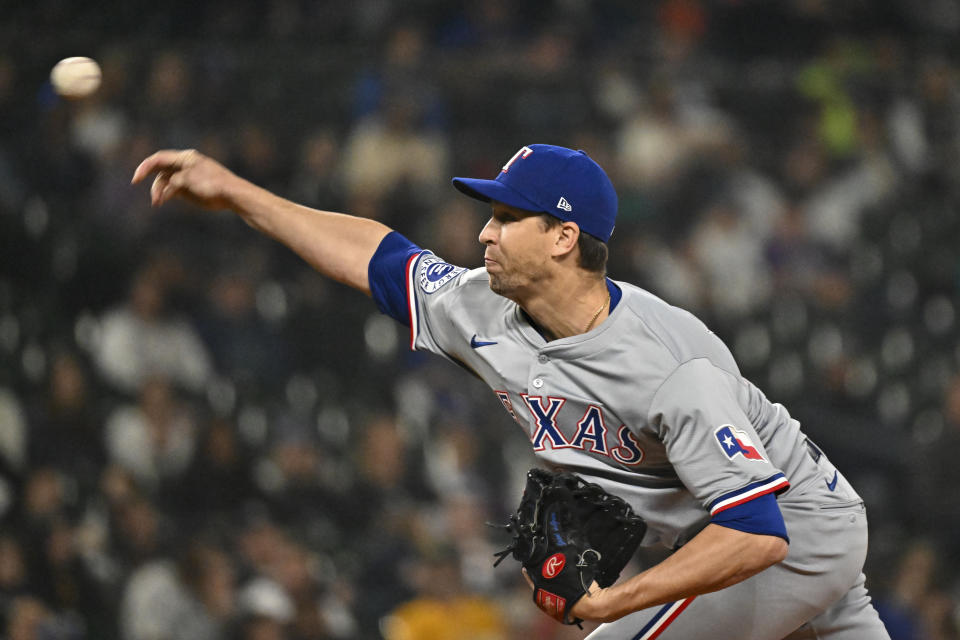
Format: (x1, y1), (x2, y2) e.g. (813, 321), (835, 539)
(502, 146), (533, 172)
(715, 425), (765, 461)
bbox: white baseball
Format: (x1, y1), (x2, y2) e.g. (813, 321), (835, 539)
(50, 57), (102, 99)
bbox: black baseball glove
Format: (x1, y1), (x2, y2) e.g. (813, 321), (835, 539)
(492, 468), (647, 625)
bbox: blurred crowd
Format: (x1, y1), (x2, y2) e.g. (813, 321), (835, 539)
(2, 0), (960, 638)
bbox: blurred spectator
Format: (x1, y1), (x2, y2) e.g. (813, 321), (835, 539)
(615, 75), (733, 197)
(290, 129), (344, 209)
(350, 414), (434, 523)
(690, 201), (771, 320)
(381, 546), (505, 640)
(424, 423), (487, 498)
(803, 110), (898, 252)
(6, 594), (83, 640)
(436, 0), (522, 51)
(236, 577), (295, 640)
(342, 23), (450, 207)
(714, 140), (788, 244)
(909, 374), (960, 556)
(197, 267), (288, 390)
(912, 55), (960, 186)
(340, 93), (450, 206)
(119, 542), (235, 640)
(0, 387), (25, 474)
(27, 351), (106, 493)
(93, 264), (213, 395)
(874, 540), (960, 640)
(110, 493), (167, 569)
(236, 520), (353, 639)
(22, 468), (74, 532)
(630, 234), (705, 313)
(436, 491), (499, 594)
(0, 388), (25, 523)
(0, 533), (29, 618)
(347, 415), (432, 635)
(30, 516), (114, 638)
(255, 412), (335, 529)
(794, 38), (864, 160)
(764, 203), (850, 311)
(176, 416), (257, 522)
(104, 377), (197, 492)
(510, 29), (589, 140)
(141, 51), (199, 148)
(232, 122), (287, 193)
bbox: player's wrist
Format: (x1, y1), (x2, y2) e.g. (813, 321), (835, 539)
(221, 172), (258, 210)
(571, 584), (616, 622)
(228, 177), (282, 224)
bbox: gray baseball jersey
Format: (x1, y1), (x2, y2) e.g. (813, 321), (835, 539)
(369, 236), (890, 639)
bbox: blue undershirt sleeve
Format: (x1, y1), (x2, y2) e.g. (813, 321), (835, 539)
(710, 492), (789, 543)
(367, 231), (424, 326)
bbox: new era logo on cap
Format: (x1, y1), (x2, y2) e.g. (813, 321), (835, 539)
(451, 144), (619, 242)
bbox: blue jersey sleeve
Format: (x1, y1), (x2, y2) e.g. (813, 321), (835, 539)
(367, 231), (424, 326)
(710, 492), (789, 543)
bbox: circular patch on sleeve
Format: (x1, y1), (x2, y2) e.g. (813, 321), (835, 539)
(417, 255), (466, 293)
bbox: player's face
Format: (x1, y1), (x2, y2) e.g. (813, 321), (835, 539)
(479, 202), (556, 298)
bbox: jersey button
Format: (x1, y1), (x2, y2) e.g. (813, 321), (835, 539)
(538, 355), (549, 364)
(532, 378), (544, 388)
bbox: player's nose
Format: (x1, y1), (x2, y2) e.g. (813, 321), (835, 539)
(478, 218), (497, 245)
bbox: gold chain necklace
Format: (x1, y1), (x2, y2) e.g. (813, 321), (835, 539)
(584, 293), (610, 333)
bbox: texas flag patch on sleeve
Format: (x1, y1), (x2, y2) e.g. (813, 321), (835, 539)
(714, 425), (765, 462)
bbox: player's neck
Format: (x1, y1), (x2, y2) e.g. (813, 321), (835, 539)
(518, 275), (610, 341)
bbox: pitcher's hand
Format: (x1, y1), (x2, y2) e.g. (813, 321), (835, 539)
(132, 149), (241, 210)
(522, 568), (614, 623)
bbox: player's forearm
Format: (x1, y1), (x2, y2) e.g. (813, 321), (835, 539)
(585, 524), (787, 622)
(226, 179), (391, 294)
(132, 149), (394, 294)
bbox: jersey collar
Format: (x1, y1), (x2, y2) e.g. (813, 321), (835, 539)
(516, 278), (623, 349)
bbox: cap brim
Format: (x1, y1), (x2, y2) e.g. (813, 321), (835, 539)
(451, 177), (543, 213)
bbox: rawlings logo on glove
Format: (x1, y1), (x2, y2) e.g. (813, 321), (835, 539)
(543, 553), (565, 578)
(491, 468), (647, 625)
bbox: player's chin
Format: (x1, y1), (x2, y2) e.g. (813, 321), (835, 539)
(487, 273), (511, 296)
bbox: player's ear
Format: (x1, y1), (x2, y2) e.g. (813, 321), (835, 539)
(551, 221), (580, 258)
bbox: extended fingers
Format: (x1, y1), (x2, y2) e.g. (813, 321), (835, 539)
(131, 149), (198, 184)
(150, 171), (170, 206)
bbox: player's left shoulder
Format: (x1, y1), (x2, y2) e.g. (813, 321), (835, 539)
(614, 281), (713, 339)
(613, 280), (737, 370)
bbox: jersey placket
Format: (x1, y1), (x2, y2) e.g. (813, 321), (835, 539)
(524, 353), (570, 451)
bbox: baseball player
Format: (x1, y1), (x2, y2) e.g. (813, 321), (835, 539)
(132, 145), (891, 639)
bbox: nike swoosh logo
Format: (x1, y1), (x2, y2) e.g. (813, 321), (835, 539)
(470, 335), (497, 348)
(825, 471), (838, 492)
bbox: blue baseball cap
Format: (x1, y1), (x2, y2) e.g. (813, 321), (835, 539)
(452, 144), (618, 242)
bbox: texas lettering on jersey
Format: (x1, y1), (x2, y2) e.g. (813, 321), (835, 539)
(511, 393), (645, 466)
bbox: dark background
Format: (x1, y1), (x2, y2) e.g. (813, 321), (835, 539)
(1, 1), (959, 638)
